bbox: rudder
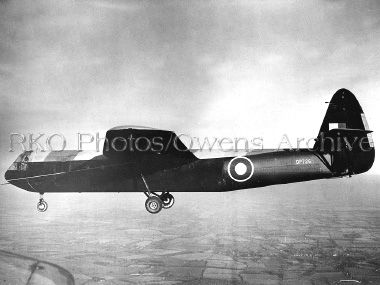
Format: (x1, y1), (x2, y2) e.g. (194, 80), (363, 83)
(314, 88), (375, 175)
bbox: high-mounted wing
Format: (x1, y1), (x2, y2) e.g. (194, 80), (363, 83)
(103, 126), (198, 172)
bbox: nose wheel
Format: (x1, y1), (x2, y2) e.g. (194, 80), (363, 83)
(37, 194), (48, 212)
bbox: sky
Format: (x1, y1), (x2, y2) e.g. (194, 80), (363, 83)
(0, 0), (380, 175)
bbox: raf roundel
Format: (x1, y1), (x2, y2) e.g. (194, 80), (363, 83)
(227, 156), (254, 182)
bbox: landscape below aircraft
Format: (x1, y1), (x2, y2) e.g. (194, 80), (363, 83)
(4, 89), (375, 214)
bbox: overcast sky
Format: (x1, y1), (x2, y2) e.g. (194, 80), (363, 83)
(0, 0), (379, 174)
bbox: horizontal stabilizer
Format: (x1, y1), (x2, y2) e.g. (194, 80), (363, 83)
(327, 128), (373, 136)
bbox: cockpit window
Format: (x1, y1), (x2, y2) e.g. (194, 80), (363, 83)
(8, 151), (31, 171)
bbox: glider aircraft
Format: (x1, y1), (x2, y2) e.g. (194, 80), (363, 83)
(4, 89), (375, 214)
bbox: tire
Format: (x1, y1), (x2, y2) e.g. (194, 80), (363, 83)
(37, 201), (48, 212)
(145, 196), (163, 214)
(161, 193), (175, 209)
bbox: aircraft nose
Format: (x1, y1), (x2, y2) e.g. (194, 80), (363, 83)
(4, 169), (11, 181)
(4, 168), (19, 182)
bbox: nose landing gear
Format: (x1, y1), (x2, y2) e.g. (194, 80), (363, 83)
(37, 193), (48, 212)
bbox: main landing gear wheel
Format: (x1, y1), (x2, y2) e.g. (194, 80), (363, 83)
(140, 173), (175, 214)
(160, 192), (175, 209)
(145, 196), (163, 214)
(37, 198), (48, 212)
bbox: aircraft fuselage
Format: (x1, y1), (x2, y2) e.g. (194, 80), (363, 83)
(4, 148), (374, 194)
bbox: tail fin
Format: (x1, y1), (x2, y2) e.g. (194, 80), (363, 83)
(314, 88), (375, 174)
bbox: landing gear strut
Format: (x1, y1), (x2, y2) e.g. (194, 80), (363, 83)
(140, 174), (175, 214)
(37, 193), (48, 212)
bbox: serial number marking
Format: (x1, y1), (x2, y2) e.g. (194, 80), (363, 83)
(295, 158), (312, 165)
